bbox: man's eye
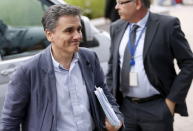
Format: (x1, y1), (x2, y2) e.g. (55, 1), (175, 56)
(77, 27), (82, 32)
(65, 28), (73, 33)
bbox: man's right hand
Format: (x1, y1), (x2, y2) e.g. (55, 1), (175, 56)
(105, 119), (122, 131)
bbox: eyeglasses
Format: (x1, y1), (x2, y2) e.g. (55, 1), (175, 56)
(117, 0), (134, 5)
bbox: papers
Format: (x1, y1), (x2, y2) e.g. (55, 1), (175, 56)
(94, 87), (121, 127)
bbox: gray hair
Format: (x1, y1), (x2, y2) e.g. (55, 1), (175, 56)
(41, 4), (81, 31)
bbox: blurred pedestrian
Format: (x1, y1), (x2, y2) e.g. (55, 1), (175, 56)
(175, 0), (183, 4)
(158, 0), (176, 6)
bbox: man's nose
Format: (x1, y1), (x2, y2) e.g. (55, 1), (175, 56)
(73, 31), (82, 39)
(115, 3), (120, 9)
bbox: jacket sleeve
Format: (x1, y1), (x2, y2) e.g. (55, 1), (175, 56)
(167, 18), (193, 104)
(0, 66), (30, 131)
(93, 52), (124, 123)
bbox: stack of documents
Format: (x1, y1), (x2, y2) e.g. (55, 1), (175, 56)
(94, 87), (121, 127)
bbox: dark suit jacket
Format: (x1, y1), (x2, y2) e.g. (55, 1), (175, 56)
(106, 12), (193, 116)
(0, 46), (123, 131)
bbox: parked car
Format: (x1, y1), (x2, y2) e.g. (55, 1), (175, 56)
(0, 0), (110, 117)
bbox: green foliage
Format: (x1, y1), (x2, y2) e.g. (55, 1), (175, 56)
(65, 0), (105, 19)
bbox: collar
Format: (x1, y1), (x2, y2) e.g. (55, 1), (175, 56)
(50, 47), (79, 70)
(131, 11), (149, 29)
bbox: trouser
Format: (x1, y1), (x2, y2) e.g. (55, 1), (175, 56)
(121, 97), (174, 131)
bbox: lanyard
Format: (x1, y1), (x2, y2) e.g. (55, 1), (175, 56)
(127, 26), (146, 66)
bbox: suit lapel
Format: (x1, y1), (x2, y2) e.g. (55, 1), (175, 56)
(111, 21), (128, 94)
(114, 21), (128, 61)
(78, 51), (95, 93)
(78, 50), (104, 129)
(143, 12), (159, 58)
(39, 46), (57, 121)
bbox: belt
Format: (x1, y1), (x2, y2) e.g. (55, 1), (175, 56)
(125, 94), (162, 103)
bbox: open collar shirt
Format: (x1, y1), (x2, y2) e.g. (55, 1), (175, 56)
(51, 49), (94, 131)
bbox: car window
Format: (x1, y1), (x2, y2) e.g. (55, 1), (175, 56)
(0, 0), (50, 60)
(0, 0), (44, 26)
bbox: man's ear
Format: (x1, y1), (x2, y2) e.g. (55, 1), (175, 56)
(45, 29), (53, 42)
(135, 0), (143, 10)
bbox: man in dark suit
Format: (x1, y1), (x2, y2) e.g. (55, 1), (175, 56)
(0, 4), (123, 131)
(106, 0), (193, 131)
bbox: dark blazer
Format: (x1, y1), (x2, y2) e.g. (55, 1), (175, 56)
(0, 46), (123, 131)
(106, 12), (193, 116)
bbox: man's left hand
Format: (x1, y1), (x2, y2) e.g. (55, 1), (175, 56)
(165, 98), (176, 115)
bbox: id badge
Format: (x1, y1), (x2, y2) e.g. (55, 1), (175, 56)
(129, 72), (138, 86)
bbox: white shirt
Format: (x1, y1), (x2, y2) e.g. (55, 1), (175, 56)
(119, 12), (160, 98)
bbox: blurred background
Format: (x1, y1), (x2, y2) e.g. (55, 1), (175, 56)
(1, 0), (193, 26)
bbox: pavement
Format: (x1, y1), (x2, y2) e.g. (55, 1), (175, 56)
(92, 4), (193, 131)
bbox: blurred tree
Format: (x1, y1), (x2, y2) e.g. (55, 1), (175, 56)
(65, 0), (105, 19)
